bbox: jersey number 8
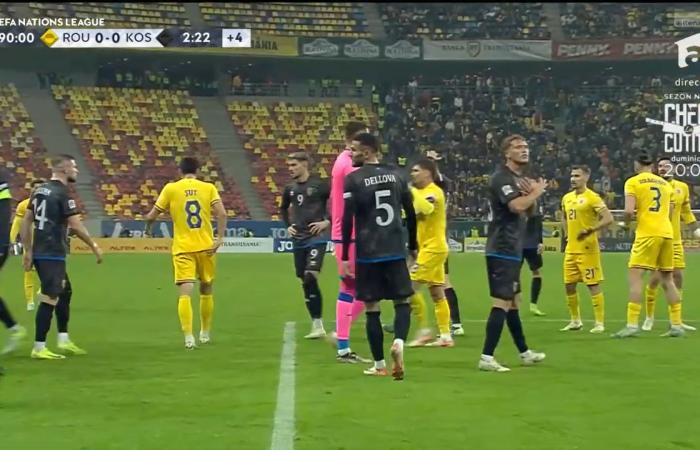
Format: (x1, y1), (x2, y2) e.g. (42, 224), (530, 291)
(185, 200), (202, 229)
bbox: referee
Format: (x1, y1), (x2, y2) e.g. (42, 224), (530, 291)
(479, 135), (547, 373)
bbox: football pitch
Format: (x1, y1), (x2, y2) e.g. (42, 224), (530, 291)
(2, 252), (700, 450)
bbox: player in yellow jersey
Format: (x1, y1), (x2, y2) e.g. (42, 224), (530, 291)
(642, 157), (697, 331)
(405, 159), (454, 348)
(613, 152), (684, 338)
(10, 179), (44, 311)
(144, 157), (227, 349)
(560, 166), (613, 333)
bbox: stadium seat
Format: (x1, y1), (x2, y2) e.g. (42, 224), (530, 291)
(29, 2), (190, 28)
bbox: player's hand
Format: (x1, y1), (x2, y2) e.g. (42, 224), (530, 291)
(23, 250), (33, 271)
(528, 178), (547, 197)
(308, 220), (330, 236)
(516, 178), (534, 195)
(287, 225), (298, 238)
(342, 260), (354, 278)
(407, 250), (418, 269)
(537, 243), (544, 255)
(92, 244), (103, 264)
(577, 228), (594, 241)
(208, 238), (224, 255)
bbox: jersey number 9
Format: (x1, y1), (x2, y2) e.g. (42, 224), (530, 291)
(185, 200), (202, 229)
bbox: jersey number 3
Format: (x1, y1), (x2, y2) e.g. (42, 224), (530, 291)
(185, 200), (202, 229)
(375, 190), (395, 227)
(649, 187), (661, 212)
(32, 198), (48, 231)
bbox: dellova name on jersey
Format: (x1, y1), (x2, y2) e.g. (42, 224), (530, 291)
(363, 173), (397, 186)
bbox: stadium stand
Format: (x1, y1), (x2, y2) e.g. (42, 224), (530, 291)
(199, 2), (370, 38)
(228, 101), (373, 218)
(560, 3), (685, 38)
(380, 3), (550, 40)
(0, 4), (16, 18)
(28, 2), (190, 28)
(52, 85), (248, 218)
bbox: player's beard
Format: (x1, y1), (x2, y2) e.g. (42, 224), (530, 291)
(67, 176), (77, 183)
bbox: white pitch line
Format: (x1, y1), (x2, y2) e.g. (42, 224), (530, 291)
(270, 321), (296, 450)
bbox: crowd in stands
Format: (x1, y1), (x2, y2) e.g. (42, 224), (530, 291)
(97, 65), (218, 96)
(560, 3), (681, 38)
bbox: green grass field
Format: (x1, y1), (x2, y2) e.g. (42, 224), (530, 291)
(2, 252), (700, 450)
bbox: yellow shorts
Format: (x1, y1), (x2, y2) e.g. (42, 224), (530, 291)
(410, 251), (448, 285)
(563, 252), (604, 285)
(628, 236), (674, 271)
(173, 251), (216, 285)
(673, 241), (685, 269)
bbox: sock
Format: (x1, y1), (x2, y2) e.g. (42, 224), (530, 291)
(434, 298), (451, 336)
(566, 293), (581, 322)
(24, 271), (34, 304)
(200, 294), (214, 332)
(645, 286), (658, 319)
(178, 295), (193, 336)
(350, 299), (365, 322)
(669, 303), (682, 327)
(393, 302), (411, 341)
(35, 302), (55, 343)
(365, 311), (384, 363)
(591, 292), (605, 324)
(481, 307), (507, 356)
(409, 291), (428, 329)
(55, 288), (72, 334)
(531, 277), (542, 304)
(0, 297), (17, 329)
(58, 332), (69, 345)
(506, 309), (529, 353)
(335, 291), (354, 353)
(374, 359), (386, 370)
(444, 287), (462, 324)
(33, 341), (46, 351)
(626, 302), (641, 328)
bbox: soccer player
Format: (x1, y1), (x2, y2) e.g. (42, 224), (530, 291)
(426, 150), (463, 335)
(21, 155), (103, 359)
(560, 165), (613, 333)
(613, 152), (684, 338)
(145, 156), (227, 349)
(330, 120), (371, 363)
(405, 159), (453, 348)
(0, 171), (27, 358)
(280, 152), (330, 339)
(479, 135), (546, 373)
(10, 179), (44, 311)
(341, 132), (417, 380)
(522, 199), (546, 316)
(642, 157), (697, 331)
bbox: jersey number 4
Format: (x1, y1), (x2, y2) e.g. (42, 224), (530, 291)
(185, 200), (202, 229)
(32, 198), (48, 231)
(375, 190), (395, 227)
(649, 187), (661, 212)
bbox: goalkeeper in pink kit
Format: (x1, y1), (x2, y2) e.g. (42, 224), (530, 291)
(329, 121), (371, 363)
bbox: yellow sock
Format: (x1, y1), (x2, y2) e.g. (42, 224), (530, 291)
(23, 271), (34, 304)
(591, 292), (605, 324)
(645, 286), (658, 319)
(434, 298), (451, 336)
(669, 303), (682, 326)
(178, 295), (193, 336)
(627, 302), (641, 328)
(200, 294), (214, 332)
(410, 291), (428, 329)
(566, 293), (581, 321)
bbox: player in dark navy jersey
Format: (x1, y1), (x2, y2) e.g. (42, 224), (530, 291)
(342, 132), (417, 380)
(21, 154), (102, 360)
(479, 135), (547, 373)
(522, 199), (546, 316)
(280, 152), (331, 340)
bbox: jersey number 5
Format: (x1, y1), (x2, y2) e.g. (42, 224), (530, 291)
(375, 190), (395, 227)
(32, 198), (48, 231)
(185, 200), (202, 229)
(649, 187), (661, 212)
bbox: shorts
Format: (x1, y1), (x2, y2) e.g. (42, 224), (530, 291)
(334, 241), (356, 278)
(356, 259), (414, 302)
(486, 256), (521, 301)
(34, 259), (67, 297)
(293, 244), (326, 278)
(410, 251), (448, 285)
(673, 241), (685, 269)
(628, 236), (673, 272)
(563, 252), (604, 285)
(173, 251), (216, 285)
(521, 247), (543, 271)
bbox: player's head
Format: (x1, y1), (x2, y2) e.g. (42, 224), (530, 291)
(345, 121), (368, 144)
(657, 156), (673, 180)
(286, 152), (310, 180)
(634, 151), (654, 173)
(350, 132), (379, 167)
(570, 165), (591, 191)
(501, 134), (529, 166)
(30, 179), (45, 191)
(179, 157), (200, 176)
(411, 158), (437, 188)
(51, 154), (79, 183)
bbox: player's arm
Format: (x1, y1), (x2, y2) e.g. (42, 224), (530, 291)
(10, 213), (22, 243)
(411, 187), (435, 216)
(309, 180), (331, 236)
(210, 198), (227, 254)
(145, 184), (169, 236)
(20, 207), (34, 270)
(622, 179), (636, 226)
(402, 183), (418, 257)
(499, 175), (546, 214)
(578, 200), (614, 241)
(341, 182), (355, 262)
(279, 185), (292, 226)
(67, 215), (102, 263)
(681, 191), (698, 231)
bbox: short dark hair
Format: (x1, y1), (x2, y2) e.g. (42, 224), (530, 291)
(353, 132), (379, 153)
(571, 164), (591, 174)
(636, 151), (653, 165)
(500, 134), (526, 154)
(179, 156), (200, 175)
(413, 158), (438, 181)
(287, 152), (310, 163)
(657, 156), (671, 164)
(31, 179), (45, 188)
(51, 154), (74, 169)
(345, 121), (367, 140)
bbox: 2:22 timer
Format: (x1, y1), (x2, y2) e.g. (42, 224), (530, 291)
(182, 32), (211, 44)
